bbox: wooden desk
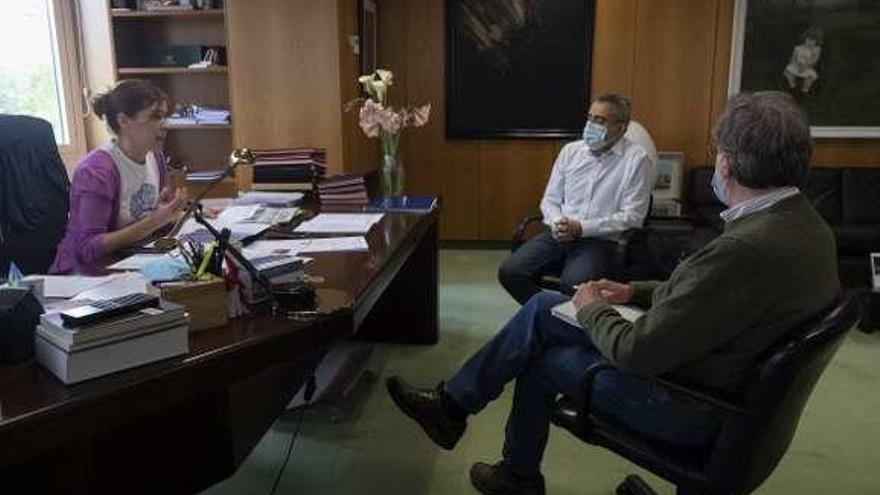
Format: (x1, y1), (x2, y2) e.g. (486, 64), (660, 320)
(0, 209), (438, 495)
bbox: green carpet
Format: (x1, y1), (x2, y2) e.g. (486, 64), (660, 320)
(202, 250), (880, 495)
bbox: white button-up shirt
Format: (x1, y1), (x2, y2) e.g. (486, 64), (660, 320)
(540, 137), (652, 239)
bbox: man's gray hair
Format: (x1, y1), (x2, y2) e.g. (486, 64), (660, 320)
(594, 93), (631, 123)
(713, 91), (811, 188)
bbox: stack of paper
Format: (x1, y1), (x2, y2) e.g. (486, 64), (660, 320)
(35, 300), (189, 384)
(551, 301), (645, 328)
(294, 213), (383, 234)
(244, 237), (369, 257)
(234, 191), (304, 207)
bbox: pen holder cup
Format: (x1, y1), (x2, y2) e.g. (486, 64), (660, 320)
(152, 277), (228, 332)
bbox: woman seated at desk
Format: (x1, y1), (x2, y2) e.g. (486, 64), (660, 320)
(50, 79), (185, 274)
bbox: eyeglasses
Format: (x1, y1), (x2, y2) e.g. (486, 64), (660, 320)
(585, 113), (619, 126)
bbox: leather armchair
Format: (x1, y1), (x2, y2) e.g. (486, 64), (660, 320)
(551, 295), (859, 495)
(510, 214), (647, 292)
(0, 115), (70, 275)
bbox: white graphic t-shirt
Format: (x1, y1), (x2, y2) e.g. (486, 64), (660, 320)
(103, 140), (160, 228)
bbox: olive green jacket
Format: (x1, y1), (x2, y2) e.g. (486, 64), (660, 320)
(576, 194), (839, 393)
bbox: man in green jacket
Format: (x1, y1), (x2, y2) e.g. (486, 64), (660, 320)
(386, 91), (840, 495)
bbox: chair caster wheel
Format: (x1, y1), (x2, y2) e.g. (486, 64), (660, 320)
(616, 475), (658, 495)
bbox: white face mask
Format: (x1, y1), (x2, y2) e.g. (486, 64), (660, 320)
(712, 167), (730, 206)
(582, 121), (607, 149)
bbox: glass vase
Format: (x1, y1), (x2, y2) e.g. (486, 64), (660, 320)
(380, 153), (405, 198)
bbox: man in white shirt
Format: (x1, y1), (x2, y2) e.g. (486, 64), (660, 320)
(499, 94), (653, 304)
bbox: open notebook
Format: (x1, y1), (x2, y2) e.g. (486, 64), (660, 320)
(551, 301), (645, 329)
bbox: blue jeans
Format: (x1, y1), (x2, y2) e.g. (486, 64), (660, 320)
(446, 292), (720, 477)
(499, 232), (618, 305)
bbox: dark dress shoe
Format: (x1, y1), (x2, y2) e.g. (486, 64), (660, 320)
(469, 461), (546, 495)
(386, 376), (466, 450)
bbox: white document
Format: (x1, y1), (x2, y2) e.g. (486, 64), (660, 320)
(74, 272), (149, 301)
(551, 301), (645, 329)
(294, 213), (384, 234)
(243, 237), (368, 257)
(107, 253), (166, 271)
(298, 237), (369, 253)
(22, 275), (115, 299)
(235, 191), (304, 206)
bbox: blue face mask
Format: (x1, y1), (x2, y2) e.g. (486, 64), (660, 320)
(582, 121), (607, 149)
(711, 167), (730, 206)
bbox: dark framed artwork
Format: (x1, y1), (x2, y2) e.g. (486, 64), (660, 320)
(729, 0), (880, 137)
(359, 0), (378, 76)
(446, 0), (595, 139)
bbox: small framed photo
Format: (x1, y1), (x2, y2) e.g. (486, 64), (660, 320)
(653, 152), (685, 199)
(651, 152), (685, 218)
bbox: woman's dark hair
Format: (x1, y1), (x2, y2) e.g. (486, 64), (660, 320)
(92, 79), (168, 133)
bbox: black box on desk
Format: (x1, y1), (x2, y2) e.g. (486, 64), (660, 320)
(0, 287), (43, 363)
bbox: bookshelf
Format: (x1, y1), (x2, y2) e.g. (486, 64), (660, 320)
(108, 2), (231, 176)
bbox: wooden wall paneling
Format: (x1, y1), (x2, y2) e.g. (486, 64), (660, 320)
(408, 0), (482, 243)
(630, 0), (719, 170)
(813, 140), (880, 166)
(226, 0), (345, 175)
(478, 141), (561, 240)
(590, 0), (638, 98)
(707, 0), (735, 166)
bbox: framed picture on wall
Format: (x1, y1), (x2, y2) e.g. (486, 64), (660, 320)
(445, 0), (595, 139)
(359, 0), (378, 76)
(729, 0), (880, 138)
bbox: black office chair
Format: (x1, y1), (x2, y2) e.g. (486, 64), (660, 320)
(510, 209), (652, 293)
(551, 295), (859, 495)
(0, 115), (70, 275)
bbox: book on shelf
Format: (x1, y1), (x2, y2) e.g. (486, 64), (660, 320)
(35, 323), (189, 385)
(143, 2), (194, 11)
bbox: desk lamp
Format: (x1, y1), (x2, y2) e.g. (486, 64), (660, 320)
(154, 148), (255, 251)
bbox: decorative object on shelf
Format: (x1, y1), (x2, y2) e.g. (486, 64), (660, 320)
(347, 69), (431, 197)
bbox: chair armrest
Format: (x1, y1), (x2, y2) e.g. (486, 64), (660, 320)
(512, 213), (545, 252)
(645, 375), (752, 417)
(576, 359), (751, 428)
(615, 227), (642, 260)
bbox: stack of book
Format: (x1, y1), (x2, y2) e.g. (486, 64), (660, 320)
(317, 174), (369, 208)
(193, 106), (230, 125)
(251, 148), (327, 192)
(35, 300), (189, 384)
